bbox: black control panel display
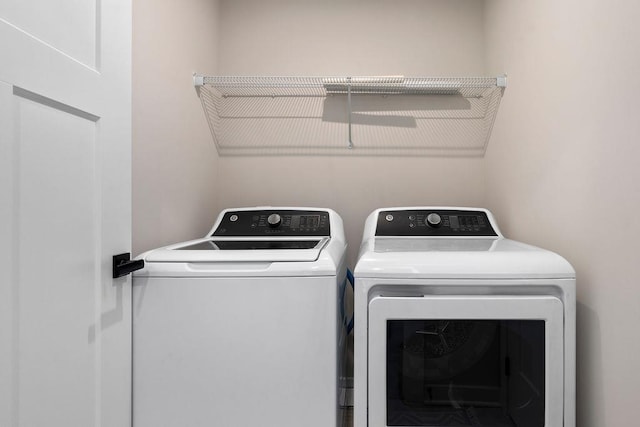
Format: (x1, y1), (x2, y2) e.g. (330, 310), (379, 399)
(375, 209), (497, 237)
(212, 210), (331, 237)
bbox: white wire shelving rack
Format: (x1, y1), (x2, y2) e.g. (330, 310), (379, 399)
(194, 75), (506, 156)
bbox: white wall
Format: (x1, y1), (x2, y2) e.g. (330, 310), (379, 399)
(484, 1), (640, 425)
(132, 0), (220, 255)
(216, 0), (487, 265)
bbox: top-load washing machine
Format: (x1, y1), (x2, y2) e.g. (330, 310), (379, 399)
(353, 207), (575, 427)
(133, 207), (347, 427)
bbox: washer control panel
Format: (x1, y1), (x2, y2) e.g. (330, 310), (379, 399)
(376, 209), (497, 237)
(213, 209), (331, 237)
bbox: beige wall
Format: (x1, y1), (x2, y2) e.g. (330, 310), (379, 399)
(217, 0), (485, 76)
(484, 1), (640, 425)
(131, 0), (640, 423)
(133, 0), (220, 255)
(216, 0), (487, 265)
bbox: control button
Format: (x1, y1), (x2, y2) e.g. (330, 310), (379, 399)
(426, 213), (442, 228)
(385, 214), (394, 222)
(408, 215), (416, 221)
(267, 213), (282, 228)
(230, 214), (238, 222)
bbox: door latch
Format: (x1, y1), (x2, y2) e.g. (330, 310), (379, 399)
(112, 253), (144, 278)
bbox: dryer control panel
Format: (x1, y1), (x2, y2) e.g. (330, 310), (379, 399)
(212, 209), (331, 237)
(375, 209), (497, 237)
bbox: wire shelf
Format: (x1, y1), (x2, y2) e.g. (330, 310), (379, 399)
(194, 75), (506, 156)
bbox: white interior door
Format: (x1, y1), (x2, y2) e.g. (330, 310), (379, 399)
(368, 295), (564, 427)
(0, 2), (132, 426)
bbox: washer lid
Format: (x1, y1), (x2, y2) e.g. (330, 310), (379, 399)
(143, 237), (329, 263)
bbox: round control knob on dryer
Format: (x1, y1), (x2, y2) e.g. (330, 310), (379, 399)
(426, 213), (442, 228)
(267, 213), (282, 228)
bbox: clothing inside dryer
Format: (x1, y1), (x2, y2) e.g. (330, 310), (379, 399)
(386, 319), (545, 427)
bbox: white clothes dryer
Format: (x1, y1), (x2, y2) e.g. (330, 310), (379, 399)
(133, 207), (347, 427)
(353, 207), (575, 427)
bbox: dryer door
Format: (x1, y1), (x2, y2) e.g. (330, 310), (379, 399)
(368, 296), (564, 427)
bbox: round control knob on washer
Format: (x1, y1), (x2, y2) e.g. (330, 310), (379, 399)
(426, 213), (442, 228)
(267, 213), (282, 228)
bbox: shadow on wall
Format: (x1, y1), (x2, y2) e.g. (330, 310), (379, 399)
(323, 94), (471, 128)
(576, 302), (605, 427)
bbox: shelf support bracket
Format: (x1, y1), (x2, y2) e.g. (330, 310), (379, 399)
(193, 73), (205, 87)
(497, 74), (508, 88)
